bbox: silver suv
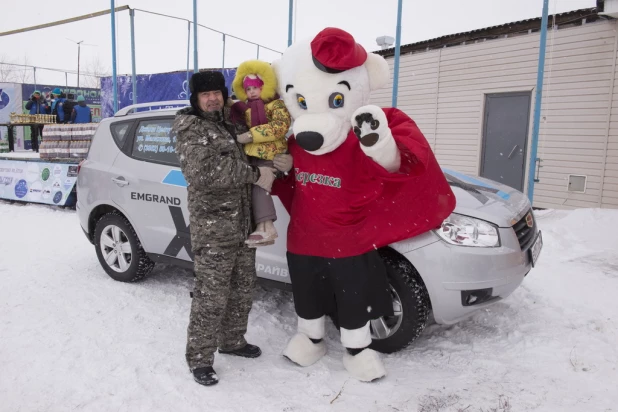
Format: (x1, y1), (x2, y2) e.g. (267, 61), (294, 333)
(77, 101), (543, 353)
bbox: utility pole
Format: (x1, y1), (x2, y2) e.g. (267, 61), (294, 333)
(77, 40), (83, 87)
(66, 39), (85, 87)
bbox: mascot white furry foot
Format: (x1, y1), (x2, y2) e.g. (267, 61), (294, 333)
(282, 316), (327, 367)
(272, 28), (456, 382)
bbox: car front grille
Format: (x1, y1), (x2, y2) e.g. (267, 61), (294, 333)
(513, 209), (537, 252)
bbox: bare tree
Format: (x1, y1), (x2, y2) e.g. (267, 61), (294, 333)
(16, 56), (33, 84)
(0, 54), (107, 87)
(0, 56), (13, 82)
(0, 55), (33, 83)
(80, 56), (110, 89)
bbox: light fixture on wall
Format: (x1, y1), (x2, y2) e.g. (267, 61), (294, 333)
(376, 35), (395, 50)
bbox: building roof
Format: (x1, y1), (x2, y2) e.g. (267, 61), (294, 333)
(376, 7), (607, 58)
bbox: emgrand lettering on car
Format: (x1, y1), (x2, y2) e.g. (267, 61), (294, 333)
(130, 192), (181, 205)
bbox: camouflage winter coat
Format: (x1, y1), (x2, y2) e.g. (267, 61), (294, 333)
(173, 106), (258, 250)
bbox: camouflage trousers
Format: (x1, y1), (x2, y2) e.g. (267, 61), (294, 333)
(186, 244), (257, 370)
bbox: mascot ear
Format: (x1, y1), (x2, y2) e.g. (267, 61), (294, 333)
(271, 59), (283, 95)
(365, 53), (390, 91)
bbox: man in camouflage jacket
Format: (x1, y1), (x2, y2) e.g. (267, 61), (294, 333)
(173, 71), (278, 386)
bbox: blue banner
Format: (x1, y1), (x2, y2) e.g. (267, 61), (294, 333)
(100, 69), (237, 118)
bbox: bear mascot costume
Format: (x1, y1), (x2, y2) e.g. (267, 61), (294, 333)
(271, 28), (456, 382)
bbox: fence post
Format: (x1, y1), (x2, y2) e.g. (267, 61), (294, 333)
(222, 34), (226, 69)
(527, 0), (550, 203)
(110, 0), (118, 113)
(193, 0), (198, 73)
(130, 8), (137, 105)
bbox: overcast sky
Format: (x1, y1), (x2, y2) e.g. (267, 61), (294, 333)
(0, 0), (596, 86)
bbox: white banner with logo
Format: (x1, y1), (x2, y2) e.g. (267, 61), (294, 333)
(0, 83), (24, 151)
(0, 159), (78, 206)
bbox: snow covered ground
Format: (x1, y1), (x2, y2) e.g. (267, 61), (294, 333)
(0, 151), (41, 160)
(1, 202), (617, 412)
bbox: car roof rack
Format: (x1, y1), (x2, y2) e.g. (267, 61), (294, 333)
(114, 100), (190, 117)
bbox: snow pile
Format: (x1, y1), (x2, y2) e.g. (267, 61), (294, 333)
(0, 151), (41, 160)
(1, 203), (617, 411)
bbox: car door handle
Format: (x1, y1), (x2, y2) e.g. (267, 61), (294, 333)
(508, 144), (519, 159)
(112, 177), (129, 187)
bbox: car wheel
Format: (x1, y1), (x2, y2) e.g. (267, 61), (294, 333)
(368, 249), (431, 354)
(93, 213), (155, 282)
(327, 249), (431, 354)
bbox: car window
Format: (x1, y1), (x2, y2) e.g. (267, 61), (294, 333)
(111, 121), (133, 150)
(130, 118), (179, 166)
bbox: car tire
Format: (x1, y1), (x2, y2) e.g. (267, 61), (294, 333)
(94, 212), (155, 282)
(367, 249), (431, 353)
(326, 249), (431, 353)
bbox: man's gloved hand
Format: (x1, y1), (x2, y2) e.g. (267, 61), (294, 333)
(237, 131), (253, 144)
(273, 153), (293, 173)
(255, 166), (277, 192)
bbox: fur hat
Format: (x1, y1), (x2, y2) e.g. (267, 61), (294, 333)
(232, 60), (277, 102)
(189, 71), (228, 111)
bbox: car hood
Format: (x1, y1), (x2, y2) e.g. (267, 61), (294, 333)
(443, 169), (531, 228)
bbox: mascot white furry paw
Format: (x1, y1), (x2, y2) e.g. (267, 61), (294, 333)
(272, 28), (455, 382)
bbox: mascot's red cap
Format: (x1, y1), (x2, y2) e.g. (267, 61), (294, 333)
(311, 28), (367, 74)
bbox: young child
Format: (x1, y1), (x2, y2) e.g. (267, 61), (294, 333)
(231, 60), (291, 247)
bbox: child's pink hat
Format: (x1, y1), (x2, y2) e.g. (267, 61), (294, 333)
(243, 74), (264, 90)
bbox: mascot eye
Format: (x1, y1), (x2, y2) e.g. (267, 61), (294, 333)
(297, 94), (307, 110)
(329, 92), (344, 109)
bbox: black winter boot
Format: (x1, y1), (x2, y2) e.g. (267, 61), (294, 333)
(218, 343), (262, 358)
(346, 347), (367, 356)
(193, 366), (219, 386)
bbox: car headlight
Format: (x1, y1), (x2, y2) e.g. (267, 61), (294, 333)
(434, 213), (500, 247)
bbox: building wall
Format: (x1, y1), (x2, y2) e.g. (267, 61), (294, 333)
(372, 19), (618, 209)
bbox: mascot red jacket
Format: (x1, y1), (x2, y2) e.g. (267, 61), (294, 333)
(272, 28), (455, 382)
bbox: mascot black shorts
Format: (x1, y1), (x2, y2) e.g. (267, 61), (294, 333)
(286, 250), (394, 330)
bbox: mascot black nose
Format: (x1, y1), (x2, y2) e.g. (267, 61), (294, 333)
(296, 132), (324, 152)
